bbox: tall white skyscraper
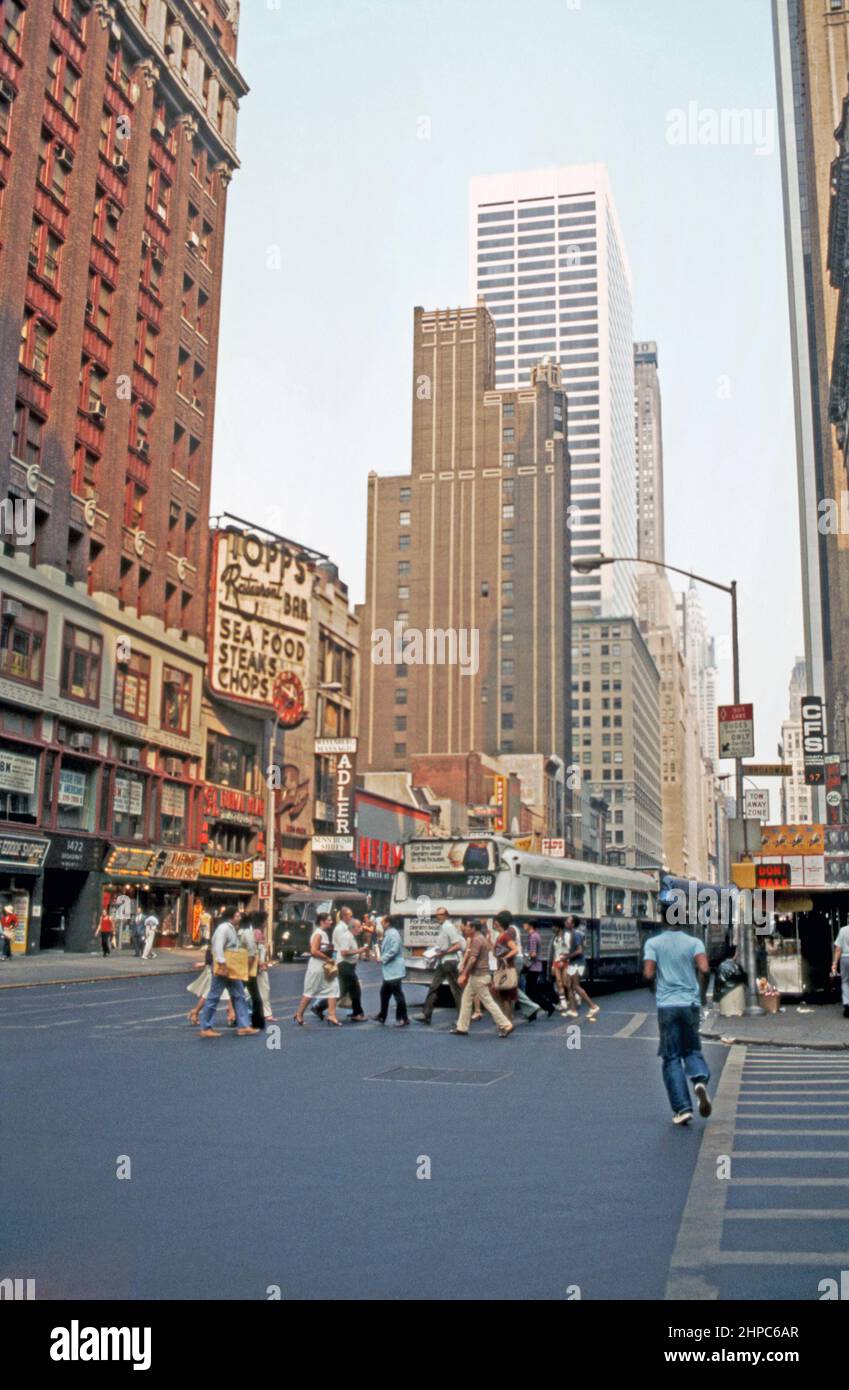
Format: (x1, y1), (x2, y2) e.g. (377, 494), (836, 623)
(469, 165), (637, 618)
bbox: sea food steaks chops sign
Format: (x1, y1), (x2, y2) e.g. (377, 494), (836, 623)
(210, 529), (312, 709)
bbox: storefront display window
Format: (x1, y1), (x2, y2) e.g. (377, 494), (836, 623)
(56, 757), (97, 832)
(0, 740), (39, 823)
(0, 595), (46, 686)
(112, 770), (146, 840)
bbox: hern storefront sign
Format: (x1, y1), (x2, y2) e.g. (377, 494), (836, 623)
(208, 527), (312, 709)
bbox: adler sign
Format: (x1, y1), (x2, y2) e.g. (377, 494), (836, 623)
(209, 528), (312, 709)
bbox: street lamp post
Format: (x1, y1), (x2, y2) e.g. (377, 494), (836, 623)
(572, 553), (758, 1011)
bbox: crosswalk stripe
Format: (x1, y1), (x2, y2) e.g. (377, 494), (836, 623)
(724, 1209), (849, 1219)
(731, 1128), (849, 1136)
(733, 1149), (849, 1158)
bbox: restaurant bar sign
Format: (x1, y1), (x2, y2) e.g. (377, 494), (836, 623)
(209, 527), (312, 709)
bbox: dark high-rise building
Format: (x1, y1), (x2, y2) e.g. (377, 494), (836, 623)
(359, 304), (572, 833)
(0, 0), (246, 952)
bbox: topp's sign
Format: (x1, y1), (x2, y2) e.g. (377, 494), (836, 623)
(209, 528), (312, 709)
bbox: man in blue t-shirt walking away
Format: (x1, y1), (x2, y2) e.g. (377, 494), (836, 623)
(643, 919), (712, 1126)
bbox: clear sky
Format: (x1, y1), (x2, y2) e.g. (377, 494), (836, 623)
(212, 0), (798, 808)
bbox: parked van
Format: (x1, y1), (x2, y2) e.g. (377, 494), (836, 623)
(274, 888), (371, 962)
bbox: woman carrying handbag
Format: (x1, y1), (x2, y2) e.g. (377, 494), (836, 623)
(294, 913), (342, 1026)
(492, 921), (520, 1021)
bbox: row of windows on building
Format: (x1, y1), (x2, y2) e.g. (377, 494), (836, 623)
(0, 594), (191, 731)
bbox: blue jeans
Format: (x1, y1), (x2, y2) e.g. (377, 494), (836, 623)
(200, 973), (251, 1030)
(657, 1005), (710, 1115)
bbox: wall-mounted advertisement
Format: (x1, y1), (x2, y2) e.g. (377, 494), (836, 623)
(0, 749), (37, 795)
(208, 527), (312, 709)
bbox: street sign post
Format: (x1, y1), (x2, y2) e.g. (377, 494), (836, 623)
(718, 703), (754, 759)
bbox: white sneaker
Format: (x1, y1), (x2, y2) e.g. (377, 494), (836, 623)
(673, 1110), (693, 1126)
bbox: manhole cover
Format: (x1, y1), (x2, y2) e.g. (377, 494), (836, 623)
(368, 1066), (509, 1087)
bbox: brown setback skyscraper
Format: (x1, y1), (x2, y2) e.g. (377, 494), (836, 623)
(360, 303), (572, 784)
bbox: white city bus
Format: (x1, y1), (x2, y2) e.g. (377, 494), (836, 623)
(390, 835), (660, 988)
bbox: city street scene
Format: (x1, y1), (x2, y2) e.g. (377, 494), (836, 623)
(1, 0), (849, 1352)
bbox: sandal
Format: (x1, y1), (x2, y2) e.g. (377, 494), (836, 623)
(326, 1017), (343, 1027)
(293, 1014), (304, 1025)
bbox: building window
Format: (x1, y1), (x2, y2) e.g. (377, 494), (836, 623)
(399, 511), (411, 527)
(29, 219), (62, 287)
(160, 781), (186, 845)
(19, 311), (52, 380)
(206, 732), (256, 790)
(400, 487), (411, 502)
(112, 770), (146, 841)
(2, 1), (25, 54)
(11, 403), (43, 467)
(161, 666), (191, 735)
(61, 624), (102, 704)
(394, 716), (406, 732)
(393, 743), (406, 757)
(398, 535), (411, 550)
(503, 428), (514, 442)
(0, 597), (46, 686)
(47, 45), (81, 121)
(114, 650), (151, 722)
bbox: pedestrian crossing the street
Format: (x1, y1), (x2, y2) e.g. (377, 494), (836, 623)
(667, 1046), (849, 1300)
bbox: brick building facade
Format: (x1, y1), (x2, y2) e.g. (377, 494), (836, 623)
(0, 0), (245, 951)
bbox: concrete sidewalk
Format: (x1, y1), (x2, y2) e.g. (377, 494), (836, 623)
(0, 946), (206, 989)
(703, 999), (849, 1050)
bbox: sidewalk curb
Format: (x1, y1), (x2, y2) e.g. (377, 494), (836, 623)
(703, 1030), (849, 1052)
(0, 966), (200, 991)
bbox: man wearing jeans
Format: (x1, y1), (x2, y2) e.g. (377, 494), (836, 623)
(643, 921), (712, 1126)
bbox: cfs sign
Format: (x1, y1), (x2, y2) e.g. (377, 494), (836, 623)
(801, 695), (826, 786)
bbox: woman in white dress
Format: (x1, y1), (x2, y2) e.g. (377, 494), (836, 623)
(294, 913), (341, 1026)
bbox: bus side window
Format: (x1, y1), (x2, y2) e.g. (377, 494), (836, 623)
(528, 877), (557, 912)
(560, 882), (585, 914)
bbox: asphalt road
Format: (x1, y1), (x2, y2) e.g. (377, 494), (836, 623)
(2, 965), (839, 1301)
